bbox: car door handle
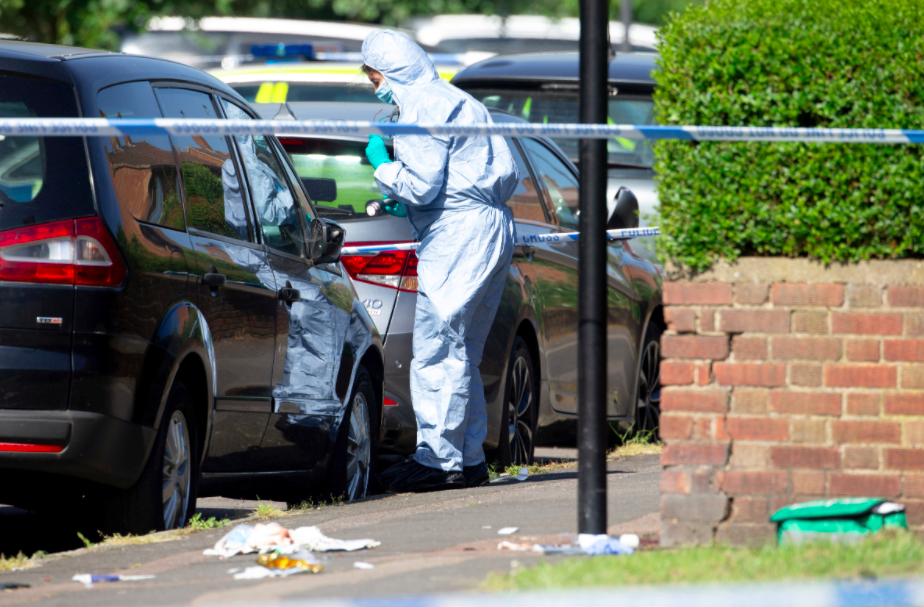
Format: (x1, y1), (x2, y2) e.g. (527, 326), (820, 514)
(515, 244), (535, 261)
(203, 271), (226, 289)
(278, 281), (300, 304)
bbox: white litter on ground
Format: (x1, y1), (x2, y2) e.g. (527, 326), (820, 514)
(515, 467), (529, 481)
(497, 527), (519, 535)
(204, 523), (380, 558)
(353, 562), (375, 569)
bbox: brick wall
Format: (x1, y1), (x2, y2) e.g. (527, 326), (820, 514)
(659, 258), (924, 546)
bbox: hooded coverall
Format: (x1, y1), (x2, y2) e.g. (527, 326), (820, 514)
(362, 30), (519, 472)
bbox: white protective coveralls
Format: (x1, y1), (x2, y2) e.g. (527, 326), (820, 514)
(363, 30), (519, 471)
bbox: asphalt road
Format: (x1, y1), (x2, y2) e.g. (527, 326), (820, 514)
(0, 453), (660, 606)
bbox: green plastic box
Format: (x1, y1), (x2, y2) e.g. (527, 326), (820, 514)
(770, 497), (907, 545)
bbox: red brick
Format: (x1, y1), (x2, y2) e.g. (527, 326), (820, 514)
(791, 363), (823, 387)
(733, 336), (767, 361)
(793, 312), (829, 334)
(887, 286), (924, 308)
(692, 418), (712, 440)
(661, 388), (729, 413)
(660, 469), (691, 494)
(829, 473), (901, 497)
(661, 361), (694, 385)
(729, 497), (770, 523)
(903, 475), (924, 498)
(902, 365), (924, 389)
(770, 446), (840, 469)
(843, 447), (880, 469)
(659, 414), (694, 439)
(909, 314), (924, 336)
(771, 337), (841, 361)
(714, 417), (729, 440)
(833, 421), (900, 444)
(886, 449), (924, 470)
(884, 394), (924, 415)
(885, 340), (924, 362)
(695, 363), (712, 386)
(700, 308), (716, 332)
(692, 468), (717, 494)
(720, 471), (788, 495)
(824, 364), (897, 388)
(772, 283), (844, 307)
(848, 285), (882, 308)
(664, 282), (732, 305)
(905, 421), (924, 444)
(791, 418), (827, 443)
(720, 310), (791, 334)
(846, 339), (881, 362)
(723, 417), (789, 441)
(732, 389), (768, 414)
(735, 283), (769, 305)
(832, 312), (903, 335)
(846, 393), (881, 416)
(714, 363), (787, 387)
(662, 335), (730, 360)
(769, 391), (842, 416)
(665, 308), (696, 333)
(662, 443), (729, 466)
(903, 500), (924, 526)
(791, 470), (826, 495)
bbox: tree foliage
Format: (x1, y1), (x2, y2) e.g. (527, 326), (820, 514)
(654, 0), (924, 272)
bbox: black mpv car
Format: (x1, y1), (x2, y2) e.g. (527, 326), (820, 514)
(0, 42), (383, 534)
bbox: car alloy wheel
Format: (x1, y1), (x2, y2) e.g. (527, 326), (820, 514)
(345, 391), (371, 501)
(507, 353), (534, 466)
(162, 409), (191, 530)
(636, 327), (662, 437)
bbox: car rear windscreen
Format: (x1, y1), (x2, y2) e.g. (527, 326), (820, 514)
(278, 137), (392, 222)
(465, 88), (656, 168)
(0, 74), (95, 232)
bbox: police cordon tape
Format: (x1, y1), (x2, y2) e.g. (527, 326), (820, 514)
(340, 226), (661, 255)
(2, 117), (924, 143)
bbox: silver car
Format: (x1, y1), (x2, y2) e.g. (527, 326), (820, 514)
(256, 101), (666, 465)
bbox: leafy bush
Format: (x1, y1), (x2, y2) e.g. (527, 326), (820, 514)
(653, 0), (924, 272)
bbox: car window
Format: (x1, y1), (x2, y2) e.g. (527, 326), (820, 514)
(521, 139), (580, 231)
(98, 82), (185, 232)
(0, 74), (94, 232)
(154, 87), (253, 242)
(468, 88), (655, 168)
(279, 137), (391, 222)
(220, 100), (305, 257)
(505, 138), (547, 224)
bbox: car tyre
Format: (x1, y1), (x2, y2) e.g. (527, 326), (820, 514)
(495, 336), (537, 467)
(328, 366), (377, 501)
(100, 380), (198, 535)
(634, 323), (662, 439)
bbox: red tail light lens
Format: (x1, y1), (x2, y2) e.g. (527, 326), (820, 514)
(0, 442), (64, 453)
(0, 218), (126, 287)
(341, 243), (418, 292)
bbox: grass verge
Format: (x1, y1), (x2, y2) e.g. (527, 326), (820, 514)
(485, 530), (924, 589)
(0, 553), (30, 572)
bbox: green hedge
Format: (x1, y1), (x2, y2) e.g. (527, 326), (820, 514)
(653, 0), (924, 272)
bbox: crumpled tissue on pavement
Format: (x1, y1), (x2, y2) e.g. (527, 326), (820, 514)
(204, 523), (381, 558)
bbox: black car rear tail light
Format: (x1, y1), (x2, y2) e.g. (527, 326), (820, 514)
(341, 243), (418, 292)
(0, 442), (64, 453)
(0, 218), (127, 287)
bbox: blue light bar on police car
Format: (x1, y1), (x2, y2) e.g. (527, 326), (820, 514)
(251, 43), (315, 60)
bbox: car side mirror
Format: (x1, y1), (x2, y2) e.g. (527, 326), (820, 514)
(308, 217), (345, 264)
(606, 187), (639, 231)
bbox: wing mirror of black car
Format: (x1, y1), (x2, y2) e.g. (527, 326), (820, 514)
(302, 178), (337, 203)
(606, 187), (639, 231)
(308, 217), (345, 265)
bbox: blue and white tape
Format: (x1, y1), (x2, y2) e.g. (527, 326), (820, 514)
(2, 118), (924, 143)
(280, 580), (924, 607)
(340, 227), (660, 255)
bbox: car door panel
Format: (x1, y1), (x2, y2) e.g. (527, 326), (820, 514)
(154, 87), (276, 473)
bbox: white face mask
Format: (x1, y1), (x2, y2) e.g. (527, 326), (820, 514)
(375, 80), (396, 105)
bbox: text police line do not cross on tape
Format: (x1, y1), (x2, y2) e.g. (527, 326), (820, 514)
(2, 117), (924, 143)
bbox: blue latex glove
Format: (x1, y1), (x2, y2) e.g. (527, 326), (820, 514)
(382, 199), (407, 217)
(366, 135), (392, 170)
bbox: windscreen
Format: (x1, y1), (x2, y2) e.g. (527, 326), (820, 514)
(0, 74), (95, 232)
(230, 82), (378, 104)
(279, 137), (392, 222)
(466, 88), (655, 168)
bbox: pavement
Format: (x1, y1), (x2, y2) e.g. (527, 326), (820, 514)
(0, 452), (660, 606)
